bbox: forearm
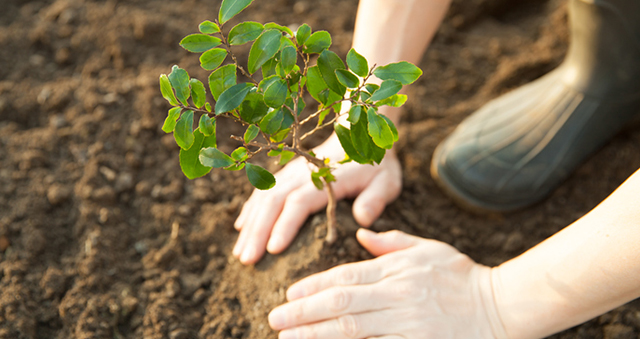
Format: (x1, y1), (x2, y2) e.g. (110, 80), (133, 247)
(352, 0), (451, 123)
(493, 169), (640, 338)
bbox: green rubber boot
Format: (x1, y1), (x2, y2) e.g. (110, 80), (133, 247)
(431, 0), (640, 212)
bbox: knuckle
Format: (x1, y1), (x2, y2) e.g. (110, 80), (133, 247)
(333, 266), (359, 286)
(337, 314), (360, 338)
(327, 287), (350, 312)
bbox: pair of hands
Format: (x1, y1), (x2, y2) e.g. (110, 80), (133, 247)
(232, 134), (402, 264)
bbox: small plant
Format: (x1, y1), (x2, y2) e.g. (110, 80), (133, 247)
(159, 0), (422, 243)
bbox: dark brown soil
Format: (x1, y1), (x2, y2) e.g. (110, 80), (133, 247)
(1, 0), (640, 338)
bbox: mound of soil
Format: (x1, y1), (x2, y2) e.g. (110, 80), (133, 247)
(1, 0), (639, 338)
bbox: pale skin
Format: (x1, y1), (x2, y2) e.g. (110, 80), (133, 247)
(237, 0), (640, 337)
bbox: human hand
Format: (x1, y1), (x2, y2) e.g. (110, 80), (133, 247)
(232, 134), (402, 265)
(268, 229), (508, 339)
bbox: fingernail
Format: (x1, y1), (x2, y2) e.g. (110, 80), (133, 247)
(240, 247), (255, 264)
(268, 308), (285, 329)
(267, 235), (284, 253)
(232, 242), (242, 257)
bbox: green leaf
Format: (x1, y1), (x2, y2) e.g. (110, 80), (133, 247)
(317, 50), (346, 96)
(228, 21), (264, 45)
(364, 83), (380, 94)
(318, 109), (331, 126)
(347, 105), (363, 124)
(335, 69), (359, 89)
(351, 109), (385, 164)
(306, 66), (328, 103)
(205, 102), (212, 112)
(280, 46), (297, 74)
(377, 94), (407, 107)
(381, 114), (399, 142)
(244, 124), (260, 143)
(180, 34), (222, 53)
(168, 65), (190, 106)
(215, 83), (254, 115)
(270, 128), (290, 143)
(199, 114), (216, 136)
(303, 31), (331, 54)
(190, 79), (206, 108)
(284, 96), (305, 116)
(199, 20), (220, 34)
(200, 48), (228, 71)
(231, 147), (249, 162)
(370, 79), (402, 102)
(199, 147), (235, 168)
(367, 107), (394, 149)
(347, 48), (369, 78)
(239, 92), (269, 124)
(295, 24), (311, 46)
(278, 150), (295, 165)
(261, 57), (278, 78)
(311, 172), (323, 190)
(219, 0), (254, 24)
(373, 61), (422, 85)
(180, 128), (217, 179)
(258, 75), (280, 93)
(263, 79), (288, 108)
(248, 29), (282, 74)
(259, 108), (284, 135)
(264, 22), (293, 37)
(174, 110), (195, 150)
(209, 64), (237, 101)
(225, 163), (246, 171)
(160, 74), (179, 106)
(245, 163), (276, 190)
(162, 107), (182, 133)
(334, 123), (369, 164)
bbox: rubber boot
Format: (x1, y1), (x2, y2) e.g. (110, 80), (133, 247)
(430, 0), (640, 212)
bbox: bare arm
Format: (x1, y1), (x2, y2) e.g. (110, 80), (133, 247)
(494, 168), (640, 338)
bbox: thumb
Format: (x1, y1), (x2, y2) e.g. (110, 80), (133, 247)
(356, 228), (423, 257)
(352, 169), (401, 227)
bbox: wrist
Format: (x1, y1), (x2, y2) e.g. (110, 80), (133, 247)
(476, 266), (509, 339)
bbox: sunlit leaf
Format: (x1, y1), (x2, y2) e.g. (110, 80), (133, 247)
(209, 64), (237, 101)
(180, 128), (217, 179)
(381, 114), (399, 142)
(373, 61), (423, 85)
(347, 105), (363, 124)
(168, 65), (190, 106)
(231, 146), (249, 162)
(180, 34), (222, 53)
(190, 79), (206, 108)
(162, 107), (182, 133)
(199, 147), (235, 168)
(335, 69), (359, 89)
(317, 50), (346, 96)
(367, 107), (394, 149)
(347, 48), (369, 78)
(199, 114), (215, 136)
(199, 20), (220, 34)
(264, 22), (294, 37)
(174, 110), (195, 150)
(229, 21), (264, 45)
(248, 29), (282, 74)
(334, 123), (369, 164)
(295, 24), (311, 46)
(370, 79), (402, 102)
(351, 109), (385, 164)
(219, 0), (254, 24)
(244, 124), (260, 143)
(200, 48), (227, 71)
(303, 31), (331, 54)
(160, 74), (179, 106)
(376, 94), (407, 107)
(280, 46), (297, 74)
(263, 78), (288, 108)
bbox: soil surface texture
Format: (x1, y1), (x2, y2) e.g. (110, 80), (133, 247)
(1, 0), (640, 338)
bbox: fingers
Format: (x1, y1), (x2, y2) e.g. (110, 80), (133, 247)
(357, 229), (423, 257)
(352, 159), (402, 227)
(267, 182), (329, 254)
(286, 258), (389, 301)
(273, 309), (405, 339)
